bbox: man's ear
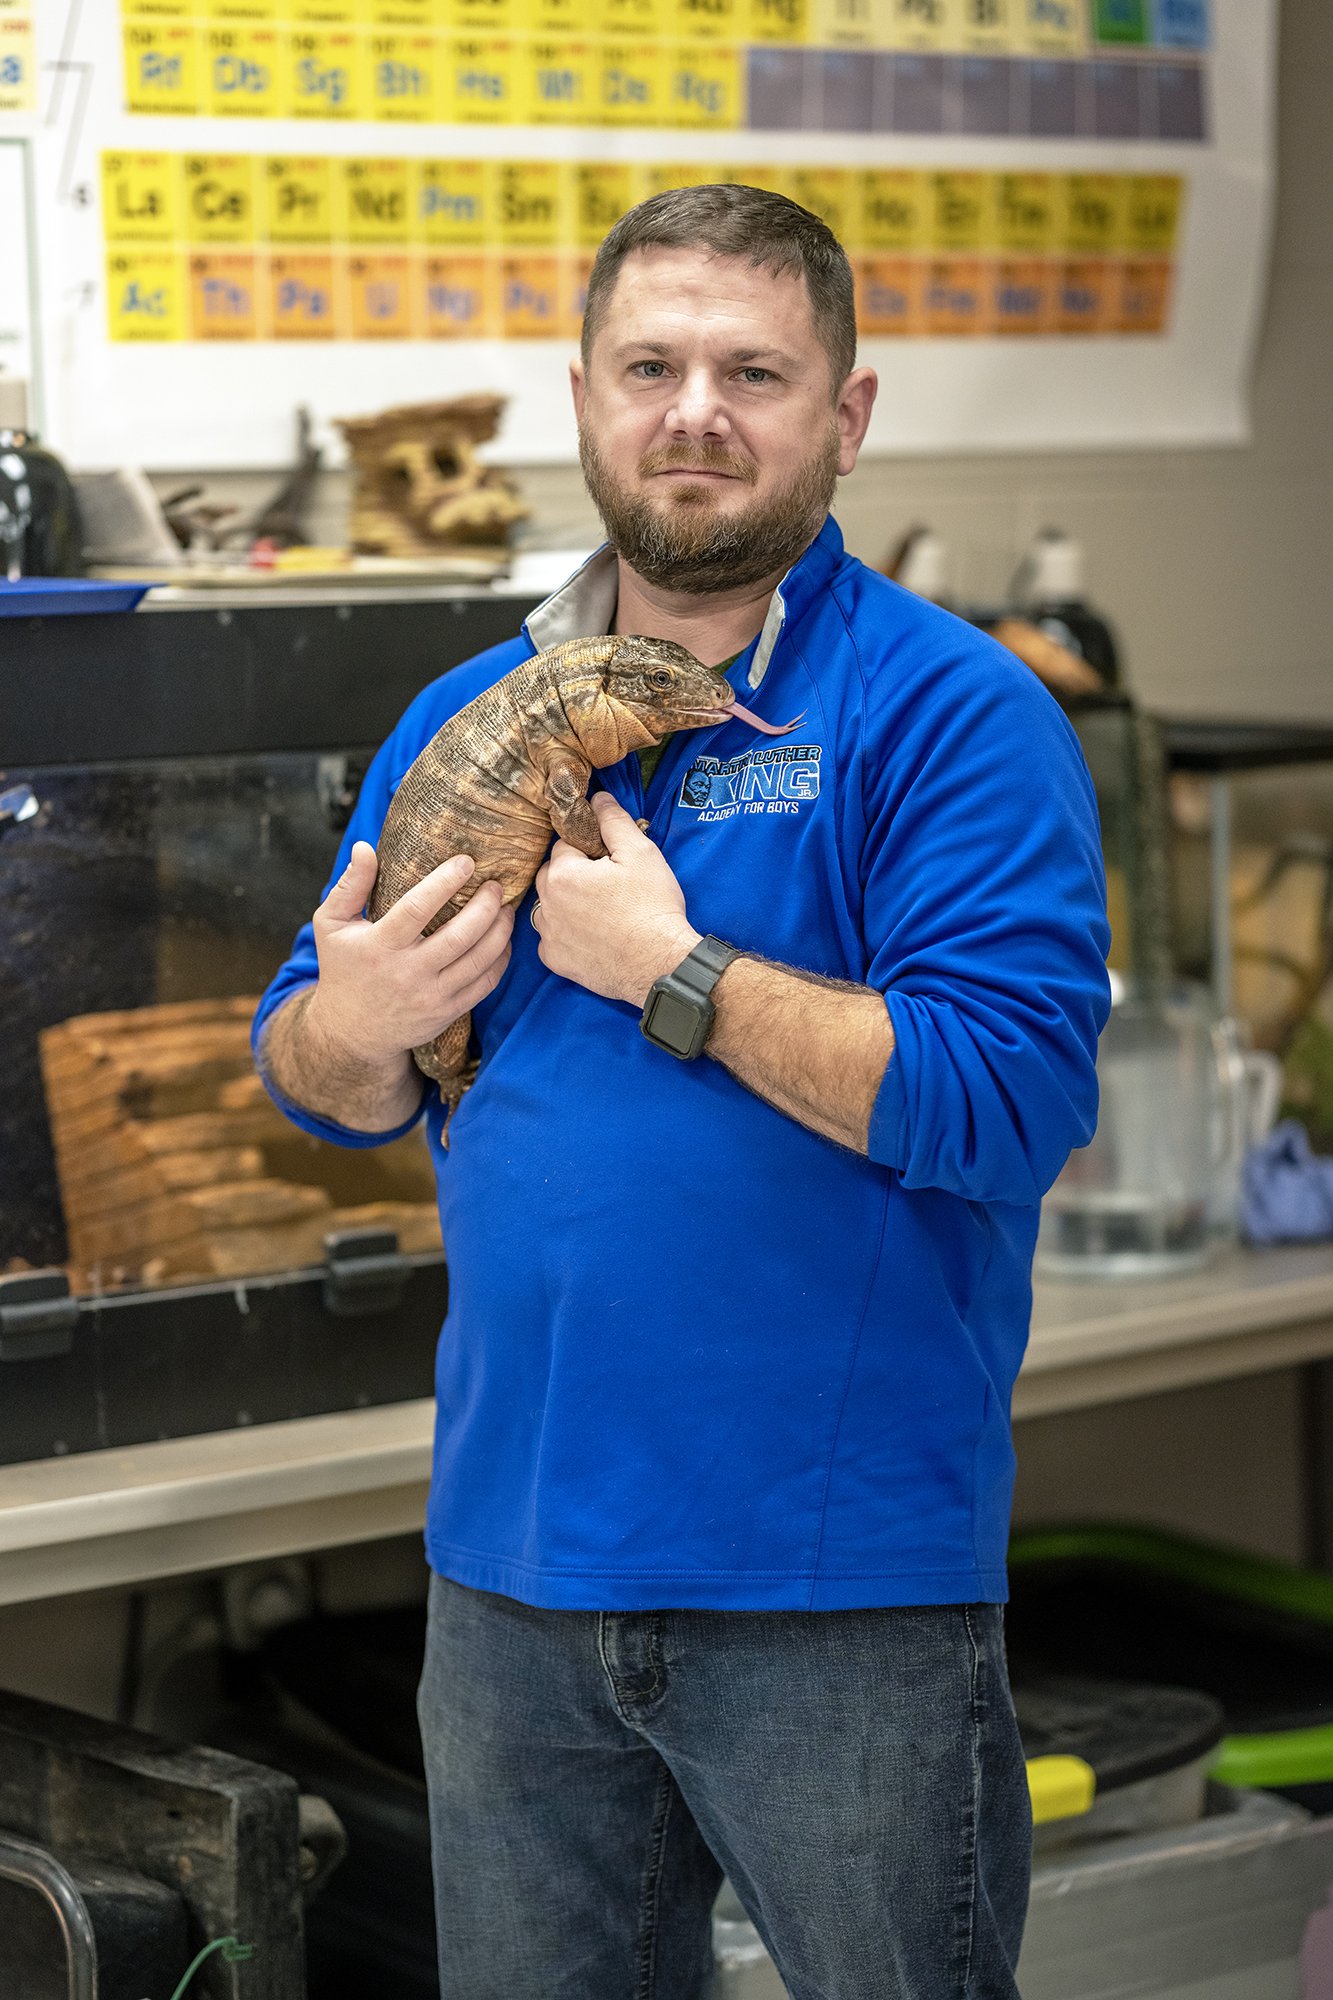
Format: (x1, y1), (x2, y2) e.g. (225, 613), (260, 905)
(570, 354), (586, 425)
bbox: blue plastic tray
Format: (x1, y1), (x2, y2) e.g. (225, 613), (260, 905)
(0, 578), (152, 616)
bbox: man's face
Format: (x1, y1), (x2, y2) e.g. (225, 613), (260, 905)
(571, 246), (875, 596)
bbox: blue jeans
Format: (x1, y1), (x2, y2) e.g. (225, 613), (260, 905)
(417, 1575), (1031, 1999)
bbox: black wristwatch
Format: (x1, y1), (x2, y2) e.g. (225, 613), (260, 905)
(640, 936), (740, 1060)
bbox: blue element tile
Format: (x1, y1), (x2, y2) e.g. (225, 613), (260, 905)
(1152, 0), (1209, 46)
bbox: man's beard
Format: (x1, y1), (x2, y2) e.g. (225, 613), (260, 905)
(578, 423), (840, 595)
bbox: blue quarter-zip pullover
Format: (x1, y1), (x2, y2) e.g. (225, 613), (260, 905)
(253, 518), (1110, 1610)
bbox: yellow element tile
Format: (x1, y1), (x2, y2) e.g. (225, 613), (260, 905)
(855, 256), (926, 334)
(811, 0), (882, 50)
(415, 158), (495, 244)
(287, 26), (361, 116)
(204, 23), (285, 115)
(634, 161), (724, 199)
(744, 0), (808, 43)
(521, 0), (584, 33)
(598, 41), (665, 125)
(262, 155), (334, 242)
(1123, 175), (1182, 257)
(670, 0), (742, 43)
(443, 36), (517, 120)
(188, 251), (262, 338)
(496, 159), (569, 247)
(445, 0), (516, 35)
(782, 168), (854, 242)
(956, 0), (1016, 49)
(501, 254), (564, 336)
(574, 162), (635, 247)
(106, 251), (187, 342)
(859, 170), (929, 251)
(182, 154), (257, 244)
(122, 0), (193, 18)
(734, 162), (786, 194)
(593, 0), (663, 34)
(1116, 259), (1173, 336)
(369, 0), (435, 21)
(364, 31), (439, 118)
(349, 253), (415, 336)
(0, 15), (35, 111)
(101, 152), (182, 246)
(208, 0), (280, 21)
(993, 171), (1056, 254)
(1059, 173), (1123, 255)
(666, 42), (741, 127)
(884, 0), (950, 51)
(122, 20), (202, 115)
(929, 170), (990, 252)
(338, 156), (414, 244)
(422, 253), (502, 336)
(269, 251), (341, 334)
(923, 255), (991, 334)
(290, 0), (359, 19)
(1018, 0), (1085, 54)
(522, 39), (595, 124)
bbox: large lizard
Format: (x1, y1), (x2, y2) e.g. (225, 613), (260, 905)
(368, 633), (798, 1116)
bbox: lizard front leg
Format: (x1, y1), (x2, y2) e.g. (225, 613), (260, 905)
(543, 747), (607, 858)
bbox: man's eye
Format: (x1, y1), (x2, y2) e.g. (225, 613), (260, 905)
(634, 361), (667, 379)
(740, 367), (771, 384)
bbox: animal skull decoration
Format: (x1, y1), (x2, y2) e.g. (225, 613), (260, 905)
(336, 393), (529, 561)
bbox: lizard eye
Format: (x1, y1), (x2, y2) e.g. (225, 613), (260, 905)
(648, 669), (672, 689)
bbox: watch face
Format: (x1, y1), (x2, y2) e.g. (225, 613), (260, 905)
(649, 988), (702, 1056)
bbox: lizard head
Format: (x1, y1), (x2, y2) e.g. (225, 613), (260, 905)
(567, 635), (802, 764)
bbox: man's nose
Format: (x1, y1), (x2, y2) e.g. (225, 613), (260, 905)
(665, 369), (732, 440)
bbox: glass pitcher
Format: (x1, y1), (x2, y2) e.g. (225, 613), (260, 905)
(1036, 982), (1279, 1280)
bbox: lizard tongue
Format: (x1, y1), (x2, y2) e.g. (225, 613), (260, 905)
(724, 700), (805, 737)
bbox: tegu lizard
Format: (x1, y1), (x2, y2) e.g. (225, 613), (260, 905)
(368, 633), (799, 1115)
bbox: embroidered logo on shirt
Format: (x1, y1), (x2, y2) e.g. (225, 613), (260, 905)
(677, 744), (823, 823)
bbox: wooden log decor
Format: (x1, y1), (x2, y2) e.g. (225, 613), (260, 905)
(335, 393), (530, 561)
(39, 998), (441, 1293)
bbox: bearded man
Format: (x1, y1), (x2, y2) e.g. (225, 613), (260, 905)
(254, 184), (1110, 1999)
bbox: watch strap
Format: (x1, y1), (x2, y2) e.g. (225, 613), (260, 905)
(671, 934), (740, 997)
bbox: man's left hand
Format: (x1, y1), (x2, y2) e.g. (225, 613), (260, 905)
(532, 792), (701, 1008)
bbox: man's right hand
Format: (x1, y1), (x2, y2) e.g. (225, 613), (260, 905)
(258, 841), (515, 1135)
(305, 840), (515, 1068)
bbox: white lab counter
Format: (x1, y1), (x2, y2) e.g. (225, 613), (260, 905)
(5, 1242), (1333, 1608)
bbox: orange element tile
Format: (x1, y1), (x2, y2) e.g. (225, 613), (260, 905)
(1056, 259), (1115, 334)
(188, 251), (261, 337)
(855, 257), (926, 336)
(1116, 259), (1174, 335)
(422, 254), (501, 336)
(348, 253), (414, 336)
(991, 258), (1056, 335)
(500, 254), (563, 337)
(923, 258), (992, 336)
(269, 251), (340, 336)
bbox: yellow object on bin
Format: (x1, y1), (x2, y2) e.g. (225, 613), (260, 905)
(1026, 1754), (1096, 1826)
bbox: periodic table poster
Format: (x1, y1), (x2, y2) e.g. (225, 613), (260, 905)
(10, 2), (1277, 466)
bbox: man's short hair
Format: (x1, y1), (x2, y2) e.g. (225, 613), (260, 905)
(580, 183), (857, 395)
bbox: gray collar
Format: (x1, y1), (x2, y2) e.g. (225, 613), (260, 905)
(523, 543), (786, 690)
